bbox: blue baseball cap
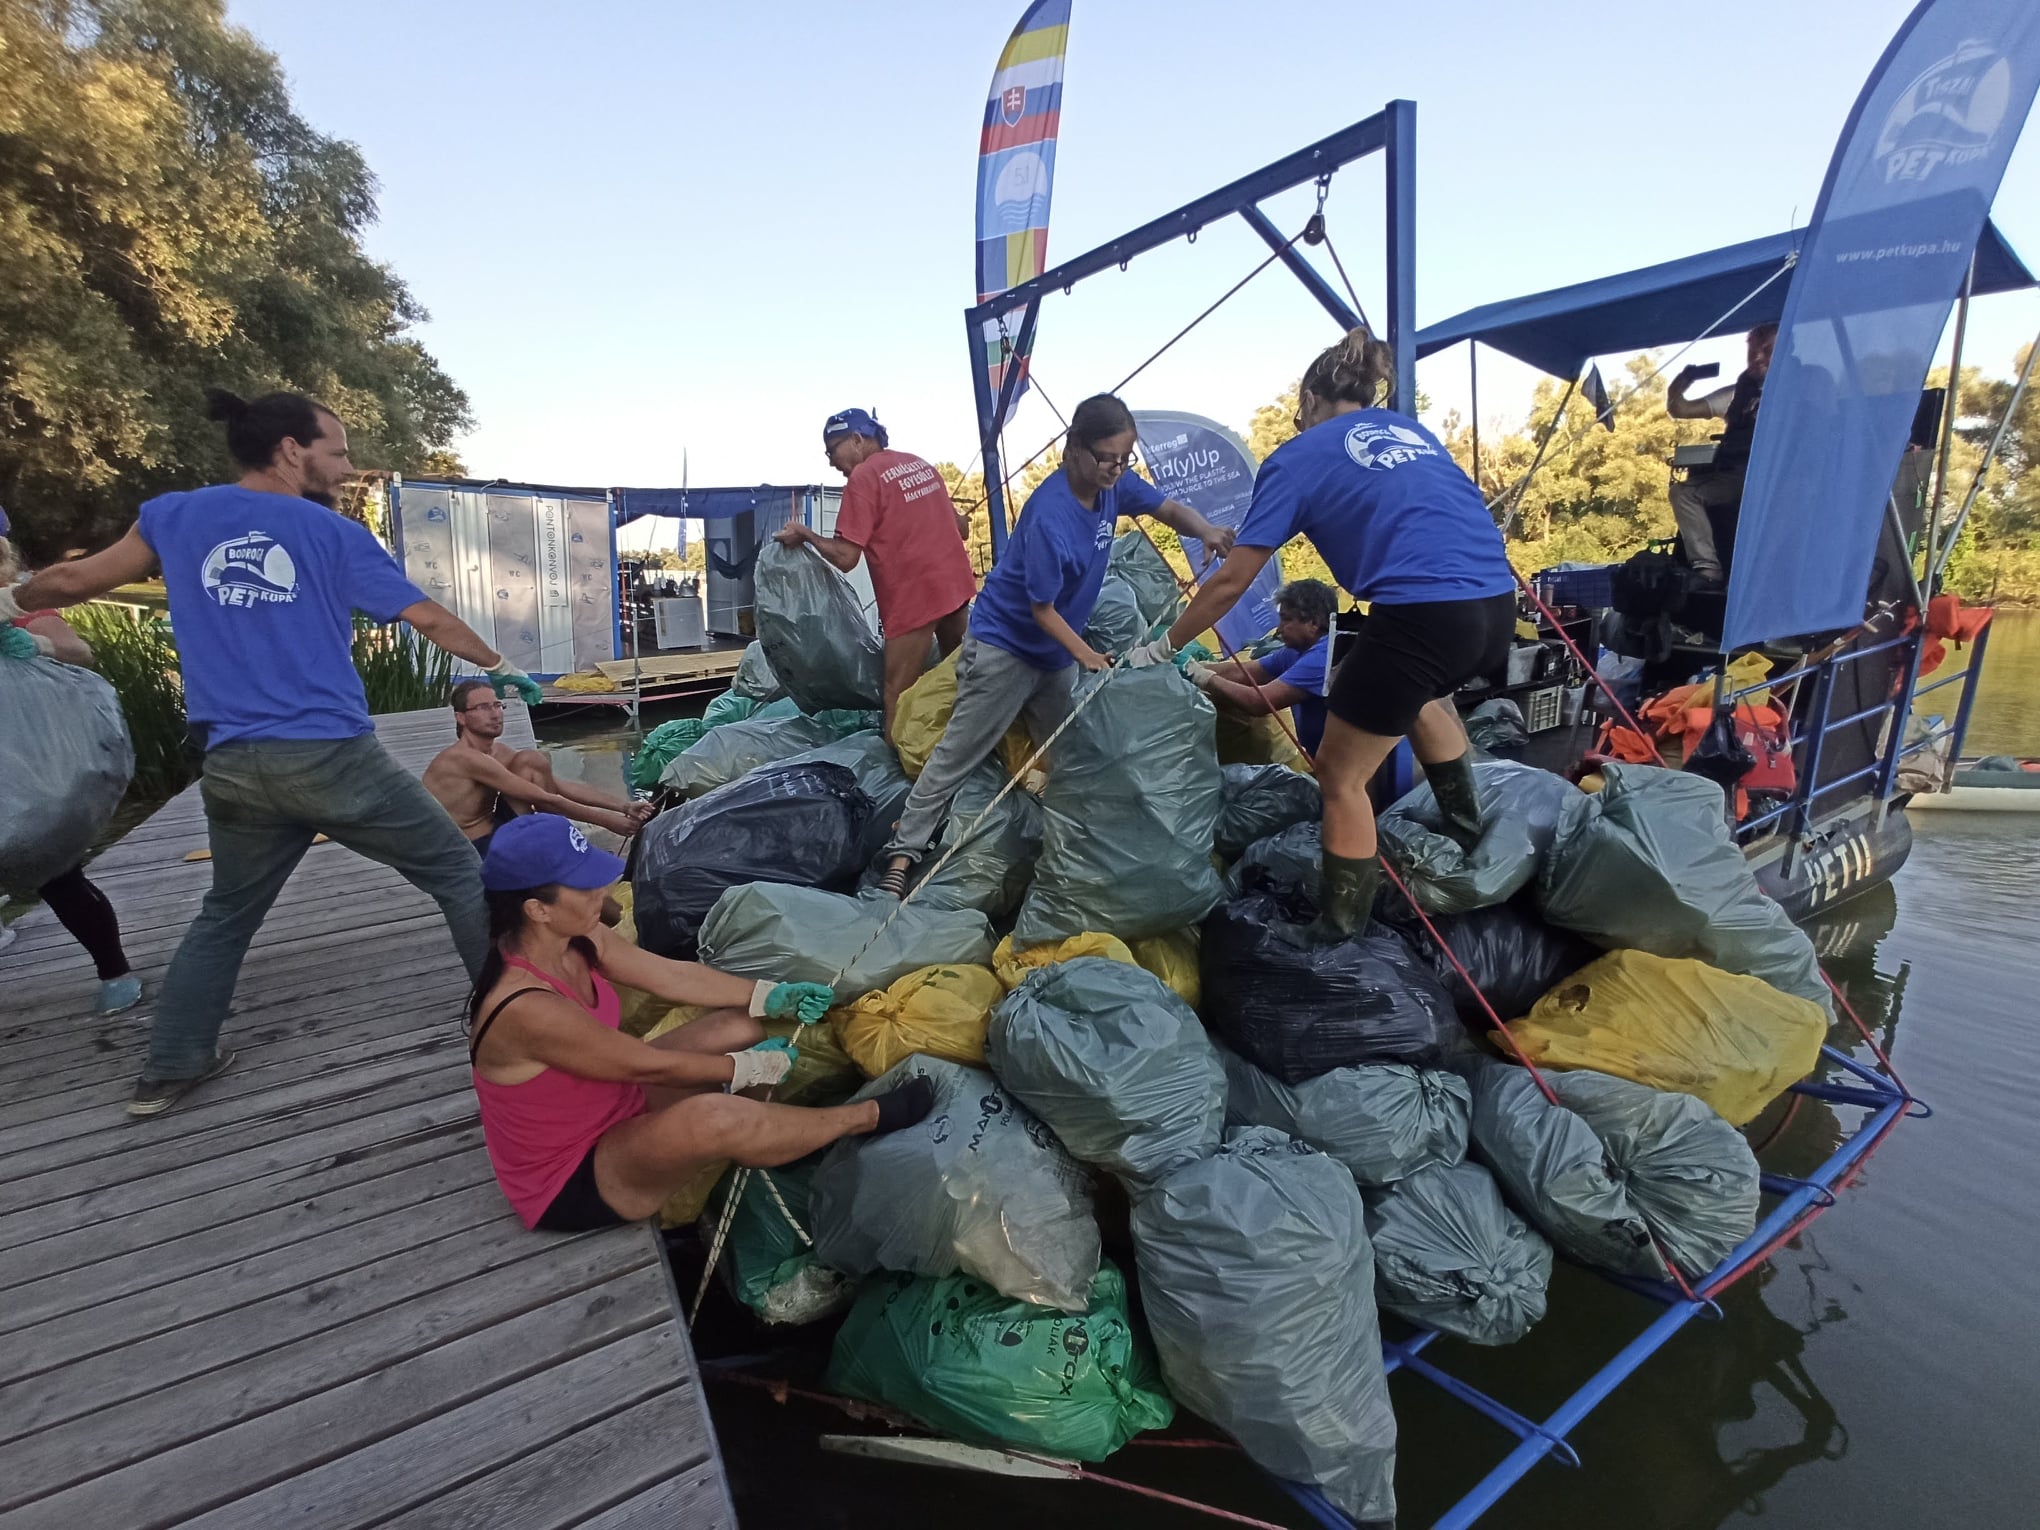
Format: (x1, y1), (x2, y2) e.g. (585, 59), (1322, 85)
(480, 813), (626, 892)
(822, 408), (883, 447)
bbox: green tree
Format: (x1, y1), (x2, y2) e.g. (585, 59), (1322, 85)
(0, 0), (471, 560)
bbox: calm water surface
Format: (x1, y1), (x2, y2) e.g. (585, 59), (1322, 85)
(544, 613), (2040, 1529)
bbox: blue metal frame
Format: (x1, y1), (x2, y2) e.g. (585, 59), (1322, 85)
(965, 103), (1419, 559)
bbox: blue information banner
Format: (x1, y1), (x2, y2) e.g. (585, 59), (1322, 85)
(1134, 409), (1284, 653)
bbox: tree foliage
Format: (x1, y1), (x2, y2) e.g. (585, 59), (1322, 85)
(0, 0), (470, 559)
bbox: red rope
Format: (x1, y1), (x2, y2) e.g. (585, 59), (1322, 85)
(1513, 567), (1667, 767)
(1819, 968), (1912, 1099)
(1003, 1453), (1296, 1530)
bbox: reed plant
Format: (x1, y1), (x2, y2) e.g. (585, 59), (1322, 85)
(352, 615), (456, 714)
(69, 604), (196, 799)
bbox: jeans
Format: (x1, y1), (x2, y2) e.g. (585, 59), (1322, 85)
(885, 635), (1075, 861)
(144, 734), (488, 1080)
(1668, 465), (1744, 580)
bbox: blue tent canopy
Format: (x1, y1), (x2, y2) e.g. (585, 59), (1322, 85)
(1416, 219), (2035, 378)
(612, 485), (826, 527)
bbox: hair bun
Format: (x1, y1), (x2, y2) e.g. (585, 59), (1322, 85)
(203, 388), (248, 422)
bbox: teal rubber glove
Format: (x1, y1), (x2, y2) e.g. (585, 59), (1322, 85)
(483, 655), (543, 707)
(758, 981), (834, 1024)
(0, 626), (42, 660)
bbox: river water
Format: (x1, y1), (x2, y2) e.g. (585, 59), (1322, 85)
(540, 612), (2040, 1529)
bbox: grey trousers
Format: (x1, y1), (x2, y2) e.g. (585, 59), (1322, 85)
(144, 734), (489, 1080)
(886, 635), (1075, 861)
(1668, 466), (1744, 580)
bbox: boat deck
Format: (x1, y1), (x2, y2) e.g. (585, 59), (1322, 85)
(0, 704), (734, 1529)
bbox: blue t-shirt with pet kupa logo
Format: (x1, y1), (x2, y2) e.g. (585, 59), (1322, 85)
(137, 484), (428, 746)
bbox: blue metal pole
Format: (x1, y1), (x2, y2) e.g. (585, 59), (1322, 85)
(1238, 204), (1362, 332)
(1875, 627), (1929, 803)
(1793, 658), (1839, 842)
(1941, 617), (1993, 774)
(968, 307), (1010, 564)
(1382, 99), (1417, 412)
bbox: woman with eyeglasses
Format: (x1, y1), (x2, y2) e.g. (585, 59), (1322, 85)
(1143, 327), (1516, 941)
(873, 393), (1234, 898)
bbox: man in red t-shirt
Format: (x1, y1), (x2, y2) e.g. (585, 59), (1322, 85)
(774, 408), (978, 740)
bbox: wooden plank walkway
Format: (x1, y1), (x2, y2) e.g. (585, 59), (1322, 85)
(0, 704), (735, 1530)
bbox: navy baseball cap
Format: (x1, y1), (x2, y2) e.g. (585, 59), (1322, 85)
(480, 813), (626, 891)
(822, 408), (882, 447)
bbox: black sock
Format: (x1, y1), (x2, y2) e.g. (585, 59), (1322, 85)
(870, 1075), (936, 1135)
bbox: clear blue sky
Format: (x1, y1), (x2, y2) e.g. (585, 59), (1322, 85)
(229, 0), (2039, 519)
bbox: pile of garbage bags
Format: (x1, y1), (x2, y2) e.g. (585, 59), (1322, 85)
(620, 573), (1836, 1507)
(1, 656), (134, 891)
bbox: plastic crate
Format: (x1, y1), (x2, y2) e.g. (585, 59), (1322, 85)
(1533, 565), (1616, 610)
(1524, 685), (1565, 733)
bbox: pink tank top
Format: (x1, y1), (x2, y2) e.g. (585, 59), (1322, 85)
(471, 953), (647, 1228)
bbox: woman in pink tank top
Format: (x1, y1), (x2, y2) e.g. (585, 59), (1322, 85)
(469, 814), (935, 1231)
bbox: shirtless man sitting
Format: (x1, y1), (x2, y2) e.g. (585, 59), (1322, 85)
(424, 680), (653, 859)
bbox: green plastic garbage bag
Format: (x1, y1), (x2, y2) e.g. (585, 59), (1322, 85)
(754, 541), (886, 711)
(1108, 530), (1185, 628)
(1013, 667), (1225, 944)
(630, 718), (708, 790)
(1132, 1127), (1397, 1526)
(700, 690), (761, 730)
(774, 732), (912, 863)
(698, 882), (993, 1001)
(1536, 763), (1832, 1015)
(905, 759), (1042, 920)
(714, 1159), (850, 1325)
(811, 1056), (1100, 1311)
(1214, 763), (1322, 862)
(825, 1263), (1173, 1461)
(1363, 1160), (1552, 1346)
(1219, 1046), (1469, 1189)
(730, 640), (785, 702)
(1081, 575), (1145, 657)
(0, 657), (133, 891)
(988, 957), (1225, 1184)
(1379, 761), (1581, 915)
(659, 708), (835, 798)
(812, 708), (884, 737)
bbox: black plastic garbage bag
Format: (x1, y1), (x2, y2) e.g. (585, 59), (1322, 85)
(1364, 1160), (1552, 1346)
(1387, 896), (1600, 1027)
(1013, 667), (1225, 944)
(773, 733), (912, 865)
(698, 883), (993, 1000)
(730, 640), (786, 702)
(1214, 764), (1322, 862)
(1536, 763), (1832, 1014)
(1546, 1066), (1760, 1279)
(659, 711), (839, 798)
(632, 762), (871, 958)
(1379, 761), (1580, 915)
(810, 1056), (1100, 1311)
(0, 657), (133, 891)
(1202, 892), (1464, 1082)
(1132, 1128), (1397, 1527)
(1227, 819), (1322, 902)
(987, 957), (1225, 1184)
(754, 540), (886, 711)
(1219, 1046), (1469, 1188)
(1460, 1056), (1665, 1280)
(1081, 575), (1146, 657)
(1109, 530), (1185, 629)
(908, 759), (1042, 920)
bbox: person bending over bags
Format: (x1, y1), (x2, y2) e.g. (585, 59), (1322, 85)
(1142, 327), (1517, 941)
(470, 814), (935, 1232)
(873, 393), (1236, 897)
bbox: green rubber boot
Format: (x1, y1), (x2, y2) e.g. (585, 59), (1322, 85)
(1308, 852), (1384, 944)
(1426, 753), (1485, 852)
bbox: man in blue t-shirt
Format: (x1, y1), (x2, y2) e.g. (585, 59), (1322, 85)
(2, 389), (546, 1116)
(1189, 578), (1336, 754)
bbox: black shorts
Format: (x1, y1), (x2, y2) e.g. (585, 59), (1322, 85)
(1327, 593), (1516, 738)
(469, 830), (495, 862)
(534, 1143), (628, 1233)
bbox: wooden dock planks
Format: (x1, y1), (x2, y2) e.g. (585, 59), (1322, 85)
(0, 703), (734, 1530)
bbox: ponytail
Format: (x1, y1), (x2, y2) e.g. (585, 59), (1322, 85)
(1300, 326), (1396, 411)
(205, 387), (334, 469)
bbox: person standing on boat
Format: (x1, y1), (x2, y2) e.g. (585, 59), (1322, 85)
(1135, 328), (1514, 940)
(1666, 322), (1777, 585)
(772, 408), (979, 742)
(0, 388), (548, 1117)
(872, 393), (1237, 898)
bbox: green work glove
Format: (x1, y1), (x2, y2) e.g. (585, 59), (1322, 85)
(483, 655), (543, 707)
(1, 625), (43, 660)
(751, 979), (834, 1024)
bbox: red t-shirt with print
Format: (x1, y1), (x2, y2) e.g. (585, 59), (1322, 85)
(835, 450), (977, 637)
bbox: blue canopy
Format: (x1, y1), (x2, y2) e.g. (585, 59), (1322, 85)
(612, 485), (825, 527)
(1416, 219), (2034, 377)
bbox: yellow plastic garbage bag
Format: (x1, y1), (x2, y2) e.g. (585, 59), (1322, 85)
(835, 963), (1006, 1077)
(552, 670), (619, 694)
(1507, 949), (1826, 1126)
(1128, 927), (1201, 1011)
(894, 647), (1037, 782)
(1696, 652), (1774, 710)
(1215, 709), (1314, 773)
(992, 931), (1136, 990)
